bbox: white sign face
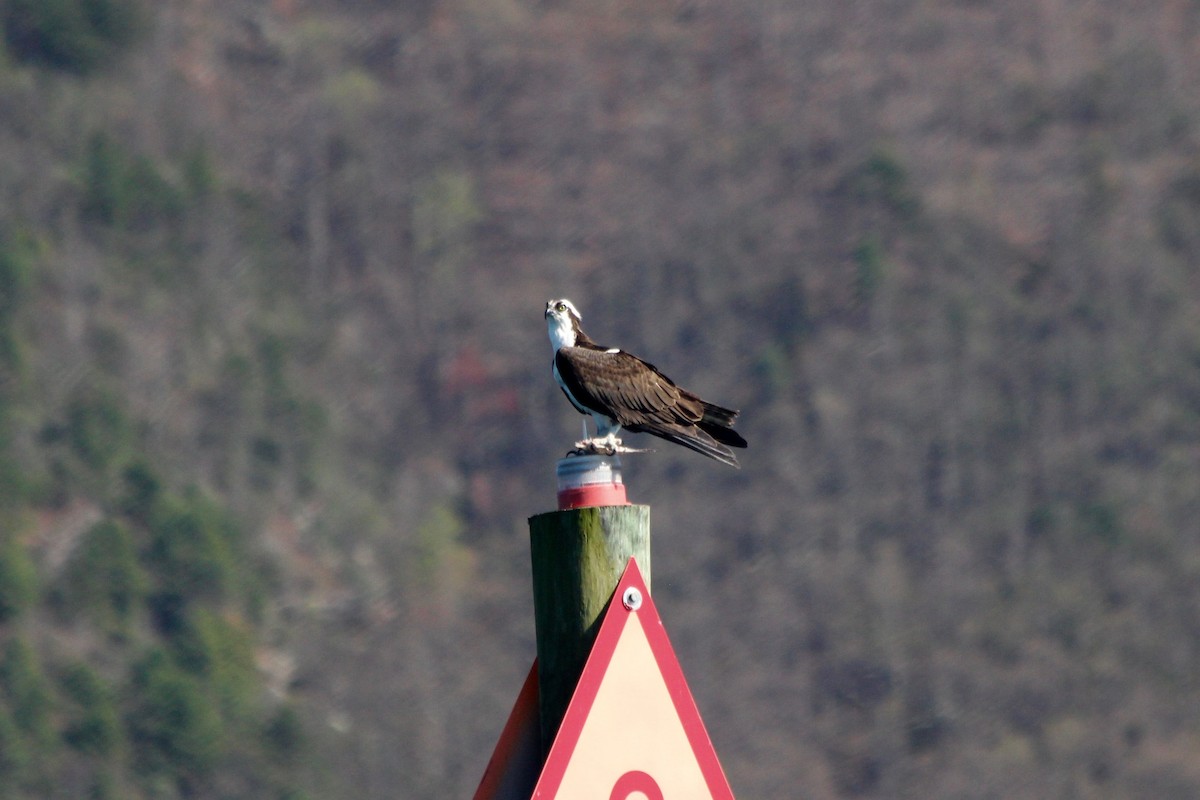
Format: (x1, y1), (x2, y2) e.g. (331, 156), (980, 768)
(533, 558), (735, 799)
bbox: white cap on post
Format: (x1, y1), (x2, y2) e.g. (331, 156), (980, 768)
(555, 454), (629, 510)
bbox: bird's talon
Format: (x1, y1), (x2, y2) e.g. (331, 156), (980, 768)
(565, 438), (623, 457)
(564, 439), (656, 458)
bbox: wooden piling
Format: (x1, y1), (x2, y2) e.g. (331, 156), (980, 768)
(528, 504), (650, 756)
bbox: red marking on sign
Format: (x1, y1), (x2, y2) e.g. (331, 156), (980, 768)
(610, 770), (664, 800)
(532, 558), (735, 798)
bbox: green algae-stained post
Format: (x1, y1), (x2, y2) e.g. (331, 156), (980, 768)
(528, 504), (650, 757)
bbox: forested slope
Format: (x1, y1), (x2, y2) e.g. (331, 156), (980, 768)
(2, 1), (1200, 798)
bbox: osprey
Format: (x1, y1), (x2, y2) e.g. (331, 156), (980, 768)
(545, 298), (747, 467)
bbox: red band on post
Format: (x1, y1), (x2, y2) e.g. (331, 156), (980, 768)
(557, 482), (628, 510)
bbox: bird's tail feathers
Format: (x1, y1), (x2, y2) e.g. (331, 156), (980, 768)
(701, 420), (748, 449)
(699, 401), (739, 427)
(697, 401), (747, 449)
(636, 422), (741, 468)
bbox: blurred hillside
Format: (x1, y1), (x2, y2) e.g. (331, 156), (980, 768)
(2, 0), (1200, 797)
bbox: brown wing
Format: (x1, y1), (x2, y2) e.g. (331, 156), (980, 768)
(554, 347), (703, 427)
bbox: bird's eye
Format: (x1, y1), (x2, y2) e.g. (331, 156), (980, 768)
(556, 303), (567, 312)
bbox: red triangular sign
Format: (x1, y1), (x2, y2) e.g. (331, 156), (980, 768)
(532, 557), (735, 799)
(473, 662), (542, 800)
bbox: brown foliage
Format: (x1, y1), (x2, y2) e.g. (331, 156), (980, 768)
(4, 0), (1200, 797)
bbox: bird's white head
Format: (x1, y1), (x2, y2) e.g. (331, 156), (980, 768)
(545, 298), (582, 350)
